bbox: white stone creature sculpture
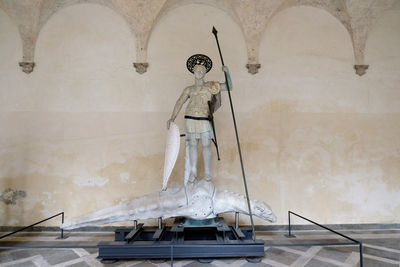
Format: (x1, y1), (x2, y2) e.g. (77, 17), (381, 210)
(61, 179), (276, 230)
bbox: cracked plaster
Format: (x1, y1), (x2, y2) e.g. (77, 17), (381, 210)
(0, 189), (26, 205)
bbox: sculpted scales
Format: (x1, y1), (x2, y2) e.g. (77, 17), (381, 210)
(62, 179), (276, 230)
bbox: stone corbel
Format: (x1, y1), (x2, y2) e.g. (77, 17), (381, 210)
(133, 62), (149, 74)
(246, 63), (261, 75)
(19, 62), (35, 74)
(354, 65), (368, 76)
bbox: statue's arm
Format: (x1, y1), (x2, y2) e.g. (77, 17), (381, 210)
(167, 88), (189, 129)
(220, 66), (232, 91)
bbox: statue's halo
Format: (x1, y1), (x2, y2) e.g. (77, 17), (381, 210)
(187, 54), (213, 74)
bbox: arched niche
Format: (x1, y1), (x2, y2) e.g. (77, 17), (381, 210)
(365, 10), (400, 70)
(38, 0), (111, 30)
(0, 8), (29, 111)
(154, 0), (240, 31)
(146, 3), (246, 113)
(34, 3), (137, 112)
(364, 10), (400, 113)
(254, 6), (360, 114)
(0, 8), (21, 66)
(260, 6), (353, 66)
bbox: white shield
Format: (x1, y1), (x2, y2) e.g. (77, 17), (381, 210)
(162, 122), (180, 190)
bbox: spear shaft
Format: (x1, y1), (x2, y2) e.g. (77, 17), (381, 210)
(212, 26), (256, 240)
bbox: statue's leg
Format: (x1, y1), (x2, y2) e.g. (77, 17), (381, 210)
(201, 131), (212, 181)
(184, 139), (190, 186)
(188, 136), (199, 183)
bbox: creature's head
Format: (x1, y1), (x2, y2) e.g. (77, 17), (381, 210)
(251, 200), (277, 222)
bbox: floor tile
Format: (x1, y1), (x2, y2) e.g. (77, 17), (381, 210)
(363, 258), (398, 267)
(305, 258), (339, 267)
(67, 261), (92, 267)
(316, 246), (352, 262)
(264, 247), (299, 265)
(1, 229), (400, 267)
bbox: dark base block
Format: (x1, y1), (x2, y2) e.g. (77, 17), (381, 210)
(97, 217), (265, 260)
(98, 240), (265, 260)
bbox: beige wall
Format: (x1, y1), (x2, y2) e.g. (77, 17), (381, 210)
(0, 3), (399, 226)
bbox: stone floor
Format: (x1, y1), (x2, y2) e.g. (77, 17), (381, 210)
(0, 228), (399, 267)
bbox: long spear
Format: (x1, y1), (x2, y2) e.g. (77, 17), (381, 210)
(212, 26), (256, 240)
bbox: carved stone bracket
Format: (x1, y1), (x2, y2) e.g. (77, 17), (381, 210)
(354, 64), (369, 76)
(246, 63), (261, 75)
(133, 62), (149, 74)
(19, 62), (35, 74)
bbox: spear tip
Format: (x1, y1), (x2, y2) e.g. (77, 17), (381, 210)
(212, 26), (218, 36)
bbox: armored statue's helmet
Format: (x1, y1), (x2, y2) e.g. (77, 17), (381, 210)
(186, 54), (213, 74)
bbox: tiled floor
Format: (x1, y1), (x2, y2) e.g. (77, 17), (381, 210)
(0, 229), (399, 266)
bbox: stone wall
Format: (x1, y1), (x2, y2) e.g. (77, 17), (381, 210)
(0, 0), (399, 226)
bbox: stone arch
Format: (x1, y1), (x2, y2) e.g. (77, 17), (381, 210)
(34, 3), (137, 112)
(18, 0), (135, 74)
(0, 3), (36, 73)
(38, 0), (124, 32)
(364, 9), (400, 113)
(0, 7), (22, 61)
(252, 0), (358, 75)
(152, 0), (240, 40)
(270, 0), (353, 52)
(145, 0), (243, 65)
(365, 9), (400, 66)
(0, 7), (25, 110)
(253, 6), (357, 114)
(271, 0), (351, 33)
(259, 5), (353, 65)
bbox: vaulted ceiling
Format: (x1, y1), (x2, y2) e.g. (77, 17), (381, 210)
(0, 0), (398, 75)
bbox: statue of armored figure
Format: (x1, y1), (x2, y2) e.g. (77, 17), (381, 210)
(167, 54), (232, 186)
(61, 54), (277, 231)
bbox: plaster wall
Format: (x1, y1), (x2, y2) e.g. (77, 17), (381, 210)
(0, 4), (399, 226)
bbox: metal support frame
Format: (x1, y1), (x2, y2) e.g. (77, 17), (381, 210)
(0, 212), (65, 240)
(235, 212), (239, 229)
(125, 223), (143, 241)
(283, 211), (364, 267)
(99, 217), (264, 266)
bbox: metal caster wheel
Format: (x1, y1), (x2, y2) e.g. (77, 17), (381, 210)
(100, 259), (118, 264)
(246, 257), (262, 263)
(198, 258), (214, 263)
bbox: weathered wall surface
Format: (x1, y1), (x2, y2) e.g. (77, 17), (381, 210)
(0, 1), (399, 226)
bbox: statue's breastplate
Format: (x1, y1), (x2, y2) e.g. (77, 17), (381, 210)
(185, 86), (212, 117)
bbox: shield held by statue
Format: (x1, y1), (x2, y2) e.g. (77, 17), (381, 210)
(162, 121), (180, 190)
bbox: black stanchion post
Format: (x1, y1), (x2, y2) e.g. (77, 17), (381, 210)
(285, 211), (296, 238)
(359, 243), (364, 267)
(0, 212), (65, 240)
(61, 212), (64, 239)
